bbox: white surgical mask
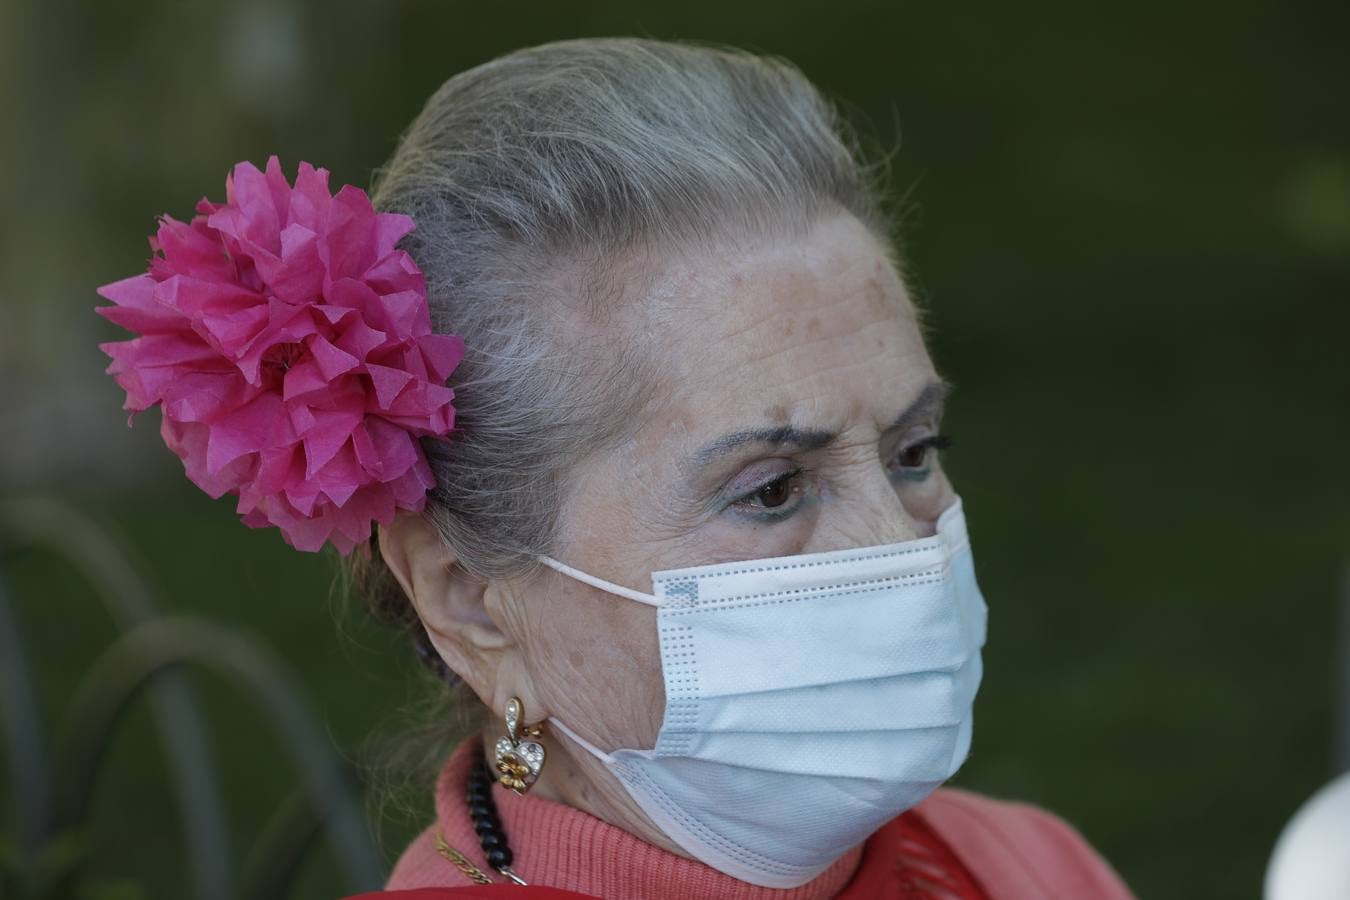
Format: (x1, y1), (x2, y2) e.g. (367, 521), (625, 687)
(534, 496), (988, 888)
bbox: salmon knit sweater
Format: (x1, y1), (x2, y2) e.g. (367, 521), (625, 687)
(383, 739), (1135, 900)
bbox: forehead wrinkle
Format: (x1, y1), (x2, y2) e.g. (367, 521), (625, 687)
(678, 378), (949, 479)
(684, 423), (836, 473)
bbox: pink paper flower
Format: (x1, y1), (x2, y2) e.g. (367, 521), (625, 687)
(96, 155), (464, 554)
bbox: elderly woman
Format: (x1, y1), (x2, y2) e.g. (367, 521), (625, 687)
(96, 35), (1134, 900)
(346, 38), (1136, 900)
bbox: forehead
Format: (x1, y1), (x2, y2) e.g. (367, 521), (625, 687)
(632, 214), (932, 441)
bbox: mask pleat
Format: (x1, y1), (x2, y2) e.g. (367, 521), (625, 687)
(680, 651), (983, 733)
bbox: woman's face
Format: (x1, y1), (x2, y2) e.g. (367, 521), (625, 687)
(489, 210), (954, 844)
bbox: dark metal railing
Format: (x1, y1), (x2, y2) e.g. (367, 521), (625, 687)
(0, 497), (384, 899)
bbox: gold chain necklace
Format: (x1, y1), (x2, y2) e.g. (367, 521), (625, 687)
(434, 828), (497, 885)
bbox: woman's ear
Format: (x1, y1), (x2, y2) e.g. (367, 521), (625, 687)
(377, 511), (512, 695)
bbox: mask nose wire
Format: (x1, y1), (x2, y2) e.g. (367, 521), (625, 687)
(534, 555), (662, 607)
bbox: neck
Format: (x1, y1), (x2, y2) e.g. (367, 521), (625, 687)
(478, 726), (692, 860)
(441, 738), (864, 899)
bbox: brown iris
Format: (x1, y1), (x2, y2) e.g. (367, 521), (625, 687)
(754, 476), (792, 509)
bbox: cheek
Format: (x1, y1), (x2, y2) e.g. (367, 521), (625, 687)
(523, 579), (667, 750)
(909, 468), (956, 525)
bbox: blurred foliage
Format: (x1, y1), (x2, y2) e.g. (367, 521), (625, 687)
(3, 0), (1348, 899)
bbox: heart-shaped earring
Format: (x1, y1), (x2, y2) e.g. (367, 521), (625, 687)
(494, 696), (546, 794)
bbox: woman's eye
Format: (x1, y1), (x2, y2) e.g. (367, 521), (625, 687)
(897, 443), (929, 468)
(893, 434), (953, 472)
(730, 468), (804, 517)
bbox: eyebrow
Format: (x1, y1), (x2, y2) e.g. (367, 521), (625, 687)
(684, 380), (951, 471)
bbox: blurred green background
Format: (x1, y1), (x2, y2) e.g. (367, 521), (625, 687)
(3, 0), (1348, 898)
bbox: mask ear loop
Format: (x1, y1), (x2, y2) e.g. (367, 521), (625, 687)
(546, 715), (623, 762)
(535, 555), (662, 606)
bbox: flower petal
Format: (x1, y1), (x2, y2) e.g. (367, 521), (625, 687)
(308, 333), (360, 380)
(364, 363), (414, 409)
(419, 332), (465, 383)
(289, 162), (332, 233)
(302, 407), (361, 480)
(206, 391), (292, 475)
(373, 212), (415, 259)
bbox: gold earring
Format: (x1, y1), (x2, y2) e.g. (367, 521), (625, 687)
(494, 696), (546, 794)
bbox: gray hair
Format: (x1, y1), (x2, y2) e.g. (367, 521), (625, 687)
(347, 36), (896, 674)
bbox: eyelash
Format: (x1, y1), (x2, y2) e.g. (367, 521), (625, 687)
(730, 433), (954, 519)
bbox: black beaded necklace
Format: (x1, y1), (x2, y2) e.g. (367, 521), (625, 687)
(466, 746), (526, 884)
